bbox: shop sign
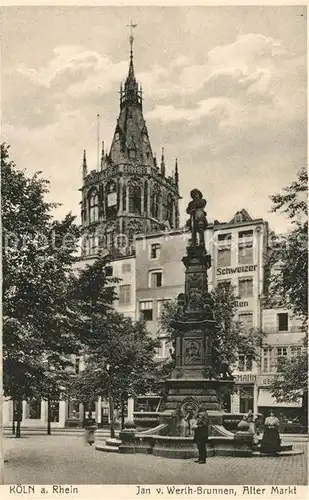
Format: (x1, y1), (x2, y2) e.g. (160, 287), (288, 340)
(234, 374), (256, 384)
(233, 300), (249, 308)
(217, 264), (257, 276)
(256, 375), (277, 387)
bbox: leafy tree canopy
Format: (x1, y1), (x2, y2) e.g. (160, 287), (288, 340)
(69, 312), (162, 409)
(2, 143), (81, 400)
(266, 167), (308, 319)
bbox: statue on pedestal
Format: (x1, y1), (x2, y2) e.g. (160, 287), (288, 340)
(186, 189), (208, 247)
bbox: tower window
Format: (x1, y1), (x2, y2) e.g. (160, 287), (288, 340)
(129, 184), (141, 215)
(122, 183), (127, 212)
(88, 233), (98, 256)
(167, 195), (174, 227)
(144, 181), (148, 215)
(89, 191), (99, 223)
(151, 193), (160, 219)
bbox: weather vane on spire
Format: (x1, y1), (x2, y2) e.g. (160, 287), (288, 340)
(127, 21), (137, 54)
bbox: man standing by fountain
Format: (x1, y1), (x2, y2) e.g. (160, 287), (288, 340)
(193, 411), (209, 464)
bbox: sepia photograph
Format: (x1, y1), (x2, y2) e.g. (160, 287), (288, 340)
(1, 4), (307, 492)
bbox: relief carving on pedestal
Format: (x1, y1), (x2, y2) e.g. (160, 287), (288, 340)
(187, 273), (204, 290)
(186, 287), (204, 313)
(184, 338), (203, 365)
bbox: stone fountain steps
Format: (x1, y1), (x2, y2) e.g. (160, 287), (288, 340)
(252, 441), (303, 457)
(95, 438), (121, 453)
(253, 443), (293, 452)
(253, 449), (304, 457)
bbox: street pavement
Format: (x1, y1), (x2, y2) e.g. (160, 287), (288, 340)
(3, 435), (308, 485)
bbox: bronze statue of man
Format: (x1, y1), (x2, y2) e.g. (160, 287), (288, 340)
(186, 189), (208, 247)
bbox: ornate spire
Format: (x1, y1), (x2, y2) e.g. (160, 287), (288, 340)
(82, 149), (87, 179)
(153, 153), (157, 168)
(175, 158), (179, 187)
(127, 21), (137, 80)
(160, 147), (166, 176)
(121, 22), (140, 107)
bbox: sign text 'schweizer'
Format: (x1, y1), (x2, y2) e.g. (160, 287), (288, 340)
(217, 264), (257, 275)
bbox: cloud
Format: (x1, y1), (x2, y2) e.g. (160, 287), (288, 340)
(146, 97), (231, 124)
(145, 33), (305, 138)
(13, 44), (128, 98)
(15, 45), (102, 87)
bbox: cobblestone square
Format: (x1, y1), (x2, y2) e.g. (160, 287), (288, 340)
(3, 436), (308, 485)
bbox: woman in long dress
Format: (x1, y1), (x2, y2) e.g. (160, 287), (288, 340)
(260, 411), (281, 454)
(84, 412), (96, 446)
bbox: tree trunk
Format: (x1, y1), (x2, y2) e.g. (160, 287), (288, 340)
(83, 403), (88, 428)
(16, 420), (21, 438)
(12, 420), (15, 435)
(108, 375), (115, 438)
(15, 400), (22, 438)
(121, 398), (125, 430)
(47, 397), (51, 435)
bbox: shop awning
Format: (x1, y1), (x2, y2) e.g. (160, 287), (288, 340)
(257, 389), (302, 408)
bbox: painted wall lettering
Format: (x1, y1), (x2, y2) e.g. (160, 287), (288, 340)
(217, 264), (257, 276)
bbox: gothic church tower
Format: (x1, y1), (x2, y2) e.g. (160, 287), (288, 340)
(81, 30), (180, 257)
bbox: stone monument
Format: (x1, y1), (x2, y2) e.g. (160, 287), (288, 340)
(159, 188), (233, 427)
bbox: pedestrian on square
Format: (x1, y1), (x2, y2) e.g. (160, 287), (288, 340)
(193, 411), (209, 464)
(246, 409), (259, 445)
(260, 410), (281, 455)
(84, 411), (96, 446)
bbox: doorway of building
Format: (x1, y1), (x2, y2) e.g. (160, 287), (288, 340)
(239, 386), (254, 413)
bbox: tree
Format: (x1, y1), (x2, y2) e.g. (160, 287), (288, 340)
(266, 167), (308, 319)
(270, 350), (308, 427)
(266, 168), (308, 423)
(160, 282), (265, 407)
(69, 311), (161, 433)
(2, 143), (82, 436)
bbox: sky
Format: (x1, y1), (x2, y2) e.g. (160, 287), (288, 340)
(2, 5), (307, 233)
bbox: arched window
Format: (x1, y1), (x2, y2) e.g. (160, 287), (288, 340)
(143, 180), (148, 215)
(122, 182), (127, 212)
(151, 192), (160, 219)
(167, 195), (174, 227)
(89, 233), (98, 256)
(128, 184), (141, 214)
(89, 191), (99, 223)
